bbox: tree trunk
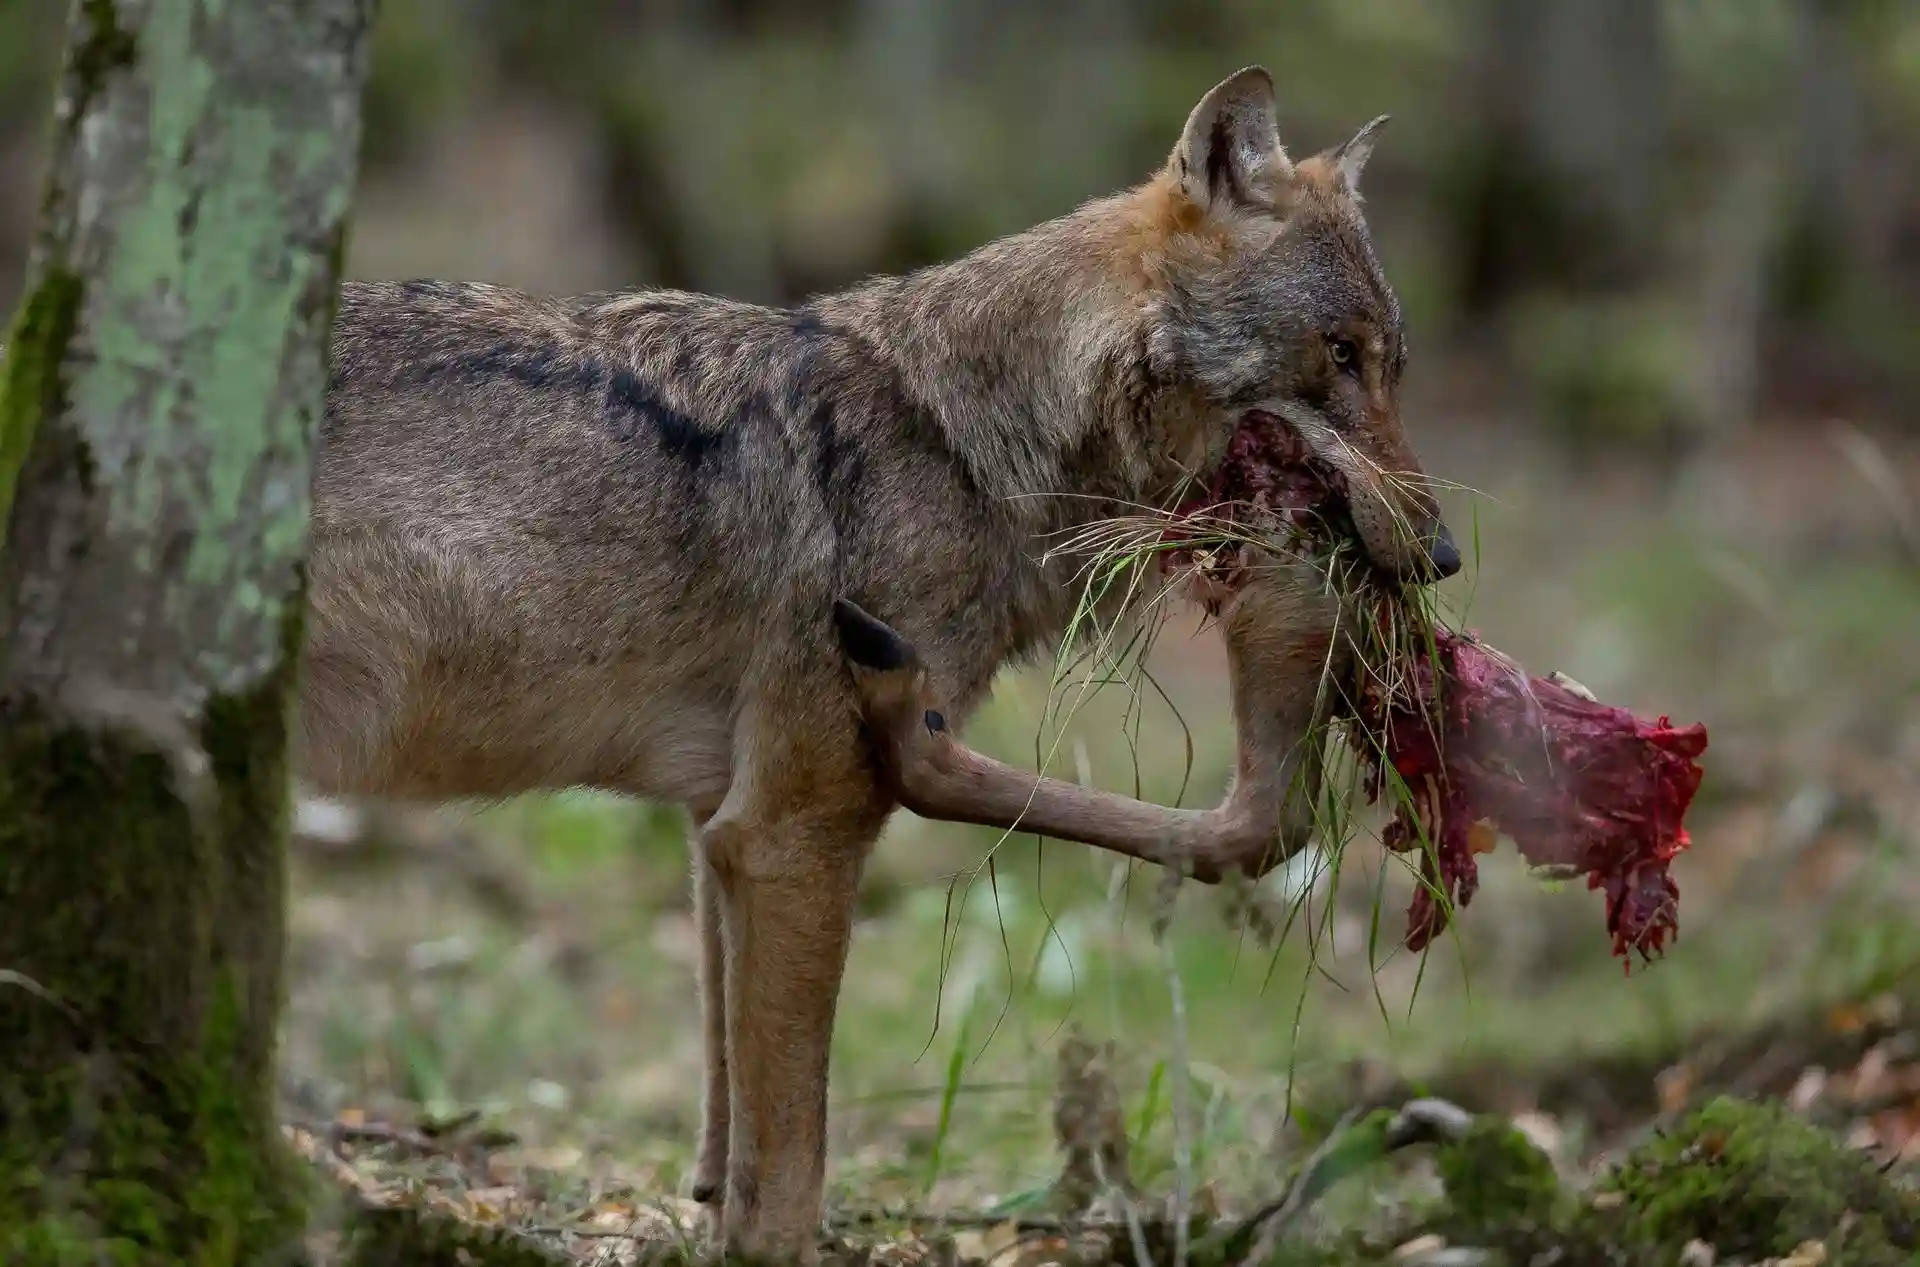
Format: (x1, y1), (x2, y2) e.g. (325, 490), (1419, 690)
(0, 1), (371, 1262)
(1451, 0), (1666, 310)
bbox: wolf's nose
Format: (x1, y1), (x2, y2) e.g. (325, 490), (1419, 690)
(1425, 520), (1462, 580)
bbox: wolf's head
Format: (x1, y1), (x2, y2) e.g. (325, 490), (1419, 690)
(1141, 67), (1457, 583)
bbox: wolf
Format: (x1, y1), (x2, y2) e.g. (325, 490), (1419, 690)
(300, 66), (1458, 1257)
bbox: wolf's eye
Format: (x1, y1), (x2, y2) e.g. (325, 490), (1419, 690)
(1328, 337), (1360, 373)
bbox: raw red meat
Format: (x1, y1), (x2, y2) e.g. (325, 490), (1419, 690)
(1170, 409), (1350, 545)
(1166, 411), (1709, 965)
(1353, 625), (1708, 966)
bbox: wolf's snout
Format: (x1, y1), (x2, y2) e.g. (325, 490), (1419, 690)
(1420, 519), (1462, 581)
(1305, 435), (1457, 587)
(1345, 470), (1461, 585)
(1379, 515), (1459, 584)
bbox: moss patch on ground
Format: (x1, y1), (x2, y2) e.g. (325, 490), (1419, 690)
(1590, 1097), (1919, 1266)
(1262, 1097), (1918, 1267)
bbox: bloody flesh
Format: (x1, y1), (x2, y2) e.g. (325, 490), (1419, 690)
(1172, 410), (1349, 546)
(1172, 411), (1709, 965)
(1355, 627), (1707, 964)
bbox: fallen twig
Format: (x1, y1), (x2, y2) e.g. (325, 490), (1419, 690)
(292, 1114), (514, 1161)
(0, 968), (85, 1030)
(1213, 1097), (1476, 1267)
(1384, 1097), (1476, 1149)
(1227, 1106), (1365, 1267)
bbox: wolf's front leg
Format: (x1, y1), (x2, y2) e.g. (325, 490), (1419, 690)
(698, 701), (890, 1261)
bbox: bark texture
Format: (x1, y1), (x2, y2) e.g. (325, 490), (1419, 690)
(0, 0), (371, 1262)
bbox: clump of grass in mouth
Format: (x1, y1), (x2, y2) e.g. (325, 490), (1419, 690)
(1027, 466), (1495, 1025)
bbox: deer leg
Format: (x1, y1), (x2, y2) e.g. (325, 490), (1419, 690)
(833, 549), (1350, 881)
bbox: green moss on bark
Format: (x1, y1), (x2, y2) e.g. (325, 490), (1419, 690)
(0, 650), (310, 1265)
(72, 0), (137, 94)
(0, 267), (83, 549)
(0, 0), (366, 1257)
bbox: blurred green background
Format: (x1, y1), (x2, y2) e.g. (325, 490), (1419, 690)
(3, 0), (1918, 1217)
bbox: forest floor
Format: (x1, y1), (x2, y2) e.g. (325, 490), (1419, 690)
(276, 418), (1920, 1266)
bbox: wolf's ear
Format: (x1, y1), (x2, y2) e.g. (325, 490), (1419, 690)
(1329, 114), (1389, 195)
(1170, 66), (1289, 213)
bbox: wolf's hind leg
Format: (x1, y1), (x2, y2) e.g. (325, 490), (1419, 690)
(690, 820), (730, 1221)
(700, 694), (889, 1262)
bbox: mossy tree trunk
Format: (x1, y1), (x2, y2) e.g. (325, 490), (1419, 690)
(0, 1), (372, 1263)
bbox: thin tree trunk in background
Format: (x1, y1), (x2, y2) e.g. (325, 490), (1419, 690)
(0, 0), (371, 1261)
(1456, 0), (1665, 308)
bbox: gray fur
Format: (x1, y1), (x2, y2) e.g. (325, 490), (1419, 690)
(296, 68), (1448, 1259)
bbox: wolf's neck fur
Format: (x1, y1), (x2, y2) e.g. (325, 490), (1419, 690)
(817, 180), (1200, 542)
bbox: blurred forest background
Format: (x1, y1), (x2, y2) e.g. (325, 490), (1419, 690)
(4, 0), (1919, 1246)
